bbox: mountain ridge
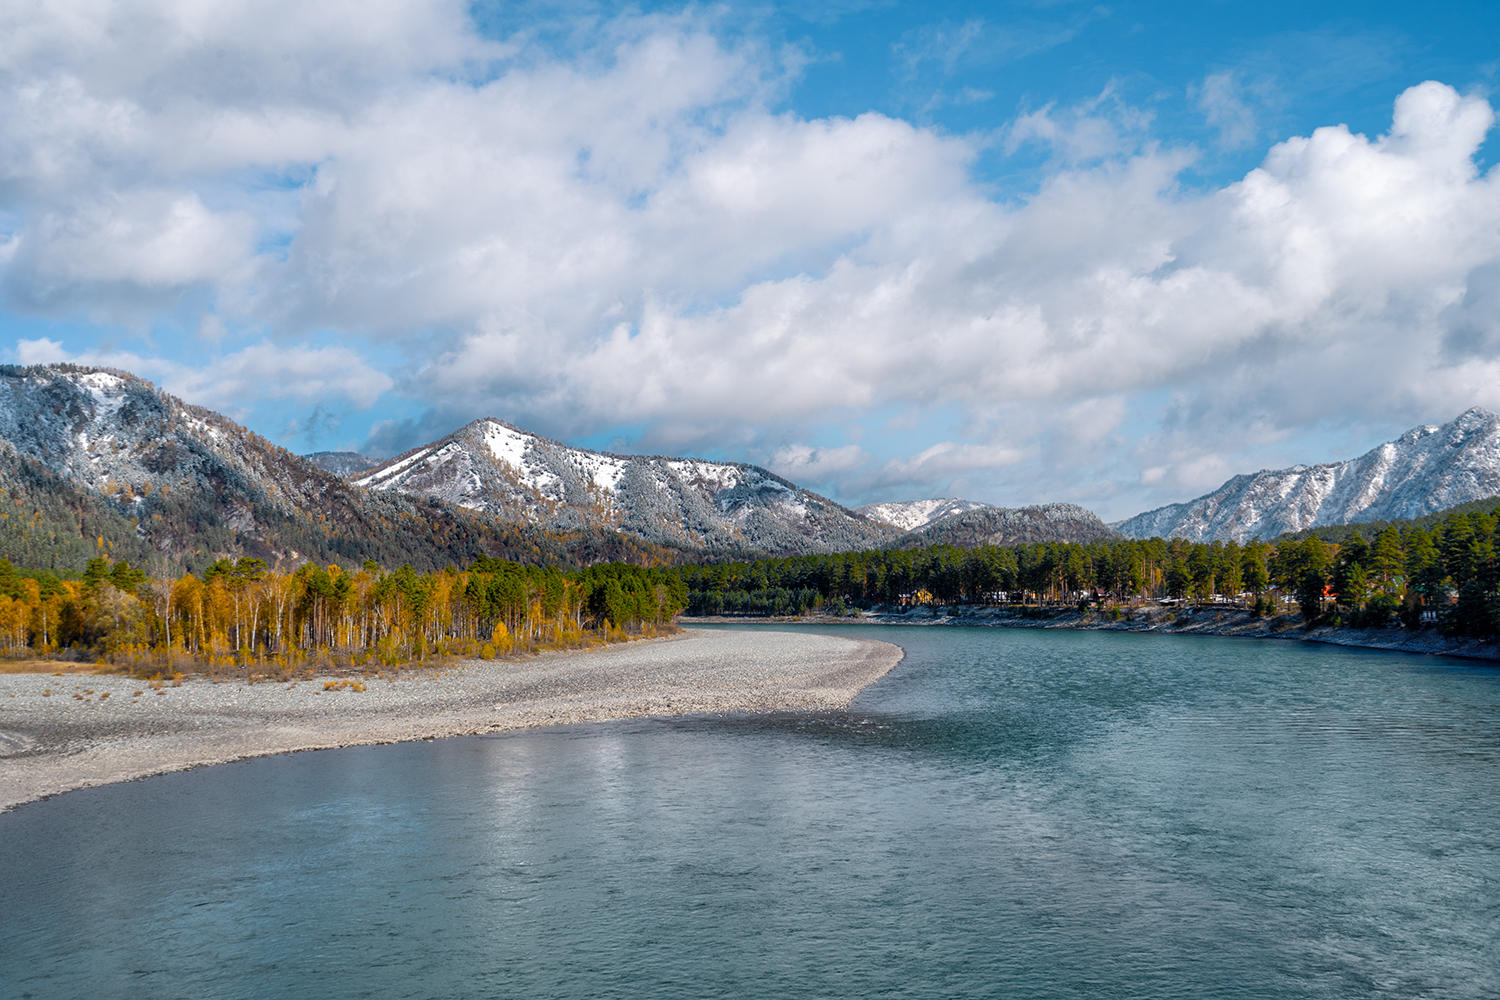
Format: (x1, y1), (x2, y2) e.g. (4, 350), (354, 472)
(1114, 407), (1500, 542)
(0, 364), (672, 572)
(855, 497), (991, 531)
(20, 363), (1488, 569)
(0, 364), (898, 570)
(352, 417), (900, 556)
(895, 503), (1122, 549)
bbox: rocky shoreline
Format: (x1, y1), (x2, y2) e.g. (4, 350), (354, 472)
(683, 606), (1500, 662)
(0, 628), (903, 813)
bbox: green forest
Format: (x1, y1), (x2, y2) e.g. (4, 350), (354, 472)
(679, 502), (1500, 638)
(10, 497), (1500, 668)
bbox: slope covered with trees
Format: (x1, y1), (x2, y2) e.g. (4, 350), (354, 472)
(0, 365), (680, 574)
(681, 502), (1500, 639)
(892, 503), (1120, 549)
(353, 417), (898, 557)
(1115, 408), (1500, 541)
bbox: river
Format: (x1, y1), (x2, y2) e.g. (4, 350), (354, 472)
(3, 625), (1497, 998)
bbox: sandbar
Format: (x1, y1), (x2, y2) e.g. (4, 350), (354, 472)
(0, 628), (903, 813)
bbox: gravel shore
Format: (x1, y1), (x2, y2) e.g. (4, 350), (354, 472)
(0, 628), (902, 812)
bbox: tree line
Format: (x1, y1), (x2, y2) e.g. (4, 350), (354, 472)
(10, 500), (1500, 665)
(679, 505), (1500, 637)
(0, 554), (686, 672)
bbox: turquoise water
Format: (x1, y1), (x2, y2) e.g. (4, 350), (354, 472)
(3, 626), (1499, 999)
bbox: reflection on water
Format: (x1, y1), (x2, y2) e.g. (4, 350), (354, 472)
(3, 626), (1498, 999)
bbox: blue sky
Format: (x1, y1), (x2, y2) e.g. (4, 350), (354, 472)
(2, 0), (1499, 519)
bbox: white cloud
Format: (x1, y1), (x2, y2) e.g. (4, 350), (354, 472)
(1, 0), (1499, 516)
(29, 339), (394, 414)
(164, 342), (395, 409)
(15, 337), (70, 365)
(869, 441), (1030, 490)
(767, 442), (870, 482)
(3, 192), (255, 311)
(1196, 72), (1258, 149)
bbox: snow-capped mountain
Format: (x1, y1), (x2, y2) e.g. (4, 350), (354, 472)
(855, 498), (991, 531)
(0, 365), (899, 567)
(0, 364), (320, 542)
(899, 504), (1122, 548)
(353, 418), (898, 555)
(1115, 407), (1500, 542)
(0, 364), (660, 571)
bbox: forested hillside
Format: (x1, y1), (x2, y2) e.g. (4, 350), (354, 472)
(0, 364), (894, 571)
(353, 417), (897, 556)
(892, 503), (1120, 549)
(1115, 407), (1500, 541)
(681, 502), (1500, 638)
(0, 364), (686, 573)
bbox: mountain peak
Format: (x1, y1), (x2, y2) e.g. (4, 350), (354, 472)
(354, 416), (893, 557)
(0, 362), (551, 573)
(855, 497), (991, 532)
(1116, 408), (1500, 541)
(896, 503), (1121, 548)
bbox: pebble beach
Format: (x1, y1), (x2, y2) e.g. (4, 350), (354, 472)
(0, 628), (903, 812)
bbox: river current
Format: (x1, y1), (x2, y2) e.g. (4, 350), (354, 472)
(3, 625), (1498, 999)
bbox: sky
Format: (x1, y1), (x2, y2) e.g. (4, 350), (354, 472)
(2, 0), (1499, 521)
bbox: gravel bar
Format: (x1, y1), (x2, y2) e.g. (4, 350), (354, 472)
(0, 628), (903, 812)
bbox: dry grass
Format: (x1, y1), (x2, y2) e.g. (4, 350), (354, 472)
(0, 624), (687, 681)
(0, 659), (105, 675)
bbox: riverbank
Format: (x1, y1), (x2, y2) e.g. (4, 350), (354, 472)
(0, 628), (902, 813)
(683, 606), (1500, 661)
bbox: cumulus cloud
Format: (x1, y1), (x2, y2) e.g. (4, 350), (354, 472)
(15, 337), (70, 365)
(3, 192), (256, 311)
(165, 343), (395, 409)
(767, 442), (870, 483)
(2, 1), (1499, 517)
(14, 337), (393, 415)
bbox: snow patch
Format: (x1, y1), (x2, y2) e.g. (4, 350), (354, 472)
(668, 460), (743, 491)
(857, 498), (991, 532)
(355, 447), (433, 487)
(577, 452), (629, 492)
(481, 421), (533, 471)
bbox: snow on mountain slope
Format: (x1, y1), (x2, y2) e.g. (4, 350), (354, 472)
(0, 364), (606, 571)
(855, 498), (991, 532)
(1115, 407), (1500, 542)
(354, 418), (898, 556)
(899, 504), (1122, 548)
(0, 365), (300, 534)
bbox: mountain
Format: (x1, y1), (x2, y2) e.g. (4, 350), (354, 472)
(305, 451), (379, 477)
(896, 504), (1122, 548)
(0, 364), (668, 573)
(352, 418), (898, 557)
(0, 364), (1113, 572)
(1115, 407), (1500, 542)
(855, 498), (991, 531)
